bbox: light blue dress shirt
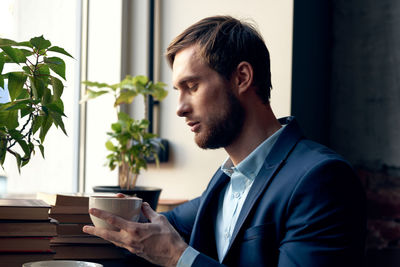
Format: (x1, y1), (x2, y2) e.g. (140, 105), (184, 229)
(177, 126), (284, 266)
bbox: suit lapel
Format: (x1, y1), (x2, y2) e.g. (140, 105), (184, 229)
(189, 170), (229, 259)
(223, 116), (304, 261)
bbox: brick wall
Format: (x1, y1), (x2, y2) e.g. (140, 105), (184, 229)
(358, 168), (400, 249)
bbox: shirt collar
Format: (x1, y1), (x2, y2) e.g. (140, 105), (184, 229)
(221, 125), (285, 182)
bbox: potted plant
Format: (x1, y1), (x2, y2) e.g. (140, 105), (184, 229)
(82, 75), (168, 209)
(0, 36), (72, 171)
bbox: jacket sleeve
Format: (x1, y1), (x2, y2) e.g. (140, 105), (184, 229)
(278, 159), (366, 267)
(163, 197), (201, 242)
(163, 194), (228, 266)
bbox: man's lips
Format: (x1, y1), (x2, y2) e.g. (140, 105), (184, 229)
(187, 121), (200, 132)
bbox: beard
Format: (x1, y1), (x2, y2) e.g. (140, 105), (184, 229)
(195, 88), (245, 149)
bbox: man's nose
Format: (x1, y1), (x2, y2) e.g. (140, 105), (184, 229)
(176, 96), (190, 117)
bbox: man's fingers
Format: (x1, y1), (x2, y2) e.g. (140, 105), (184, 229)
(89, 208), (128, 230)
(83, 225), (124, 245)
(83, 224), (143, 252)
(82, 225), (95, 235)
(141, 202), (158, 222)
(116, 193), (127, 198)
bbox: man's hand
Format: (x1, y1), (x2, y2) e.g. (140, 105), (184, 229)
(83, 202), (188, 267)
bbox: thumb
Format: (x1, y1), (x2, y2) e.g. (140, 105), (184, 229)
(141, 202), (158, 222)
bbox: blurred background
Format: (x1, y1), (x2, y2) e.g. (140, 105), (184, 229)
(0, 0), (399, 265)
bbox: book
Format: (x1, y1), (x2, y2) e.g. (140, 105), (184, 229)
(0, 199), (50, 221)
(51, 244), (125, 260)
(0, 252), (55, 267)
(0, 219), (57, 237)
(50, 205), (89, 214)
(57, 223), (89, 236)
(51, 235), (110, 245)
(49, 213), (92, 224)
(36, 192), (89, 207)
(0, 237), (52, 252)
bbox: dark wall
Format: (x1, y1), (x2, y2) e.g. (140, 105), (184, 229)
(291, 0), (332, 145)
(330, 0), (400, 257)
(292, 0), (400, 266)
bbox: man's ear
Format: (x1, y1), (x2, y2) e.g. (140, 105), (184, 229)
(234, 61), (254, 95)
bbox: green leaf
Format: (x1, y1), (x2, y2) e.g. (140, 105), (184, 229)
(20, 106), (35, 118)
(4, 109), (18, 129)
(16, 138), (30, 156)
(47, 46), (73, 58)
(21, 155), (31, 167)
(50, 112), (67, 135)
(81, 89), (108, 102)
(41, 106), (49, 115)
(44, 56), (66, 80)
(0, 38), (18, 47)
(39, 115), (53, 143)
(0, 110), (11, 127)
(30, 76), (45, 99)
(105, 140), (116, 151)
(32, 116), (44, 134)
(117, 111), (131, 121)
(36, 63), (50, 77)
(152, 88), (168, 101)
(42, 88), (52, 105)
(8, 72), (27, 101)
(82, 81), (113, 88)
(4, 99), (31, 111)
(1, 46), (26, 64)
(30, 36), (51, 51)
(0, 54), (4, 74)
(114, 89), (137, 106)
(50, 76), (64, 99)
(0, 138), (6, 166)
(0, 76), (4, 90)
(111, 122), (122, 133)
(133, 75), (149, 85)
(20, 49), (33, 57)
(16, 88), (30, 100)
(14, 153), (22, 173)
(46, 99), (65, 116)
(38, 144), (45, 158)
(22, 66), (31, 75)
(17, 41), (33, 48)
(151, 82), (168, 101)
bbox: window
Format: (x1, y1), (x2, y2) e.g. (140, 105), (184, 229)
(0, 0), (80, 193)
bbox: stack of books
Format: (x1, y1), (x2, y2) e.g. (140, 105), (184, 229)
(37, 192), (125, 260)
(0, 198), (56, 267)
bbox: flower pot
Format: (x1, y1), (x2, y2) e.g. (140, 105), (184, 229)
(92, 186), (162, 210)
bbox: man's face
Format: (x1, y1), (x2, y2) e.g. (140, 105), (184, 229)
(172, 45), (244, 149)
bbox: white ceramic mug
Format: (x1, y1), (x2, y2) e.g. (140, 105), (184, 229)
(88, 196), (142, 230)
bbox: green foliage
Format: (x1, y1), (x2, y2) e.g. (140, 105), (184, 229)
(0, 35), (73, 171)
(82, 75), (167, 106)
(82, 75), (168, 188)
(105, 112), (158, 175)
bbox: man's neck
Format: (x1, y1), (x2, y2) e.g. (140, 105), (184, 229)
(225, 105), (281, 166)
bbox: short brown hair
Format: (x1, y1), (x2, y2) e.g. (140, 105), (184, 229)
(166, 15), (272, 103)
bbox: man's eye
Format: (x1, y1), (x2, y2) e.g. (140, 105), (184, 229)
(187, 84), (198, 91)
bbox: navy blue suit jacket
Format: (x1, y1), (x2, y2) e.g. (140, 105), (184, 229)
(164, 117), (366, 266)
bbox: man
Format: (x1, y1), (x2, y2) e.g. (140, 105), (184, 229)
(84, 16), (366, 266)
